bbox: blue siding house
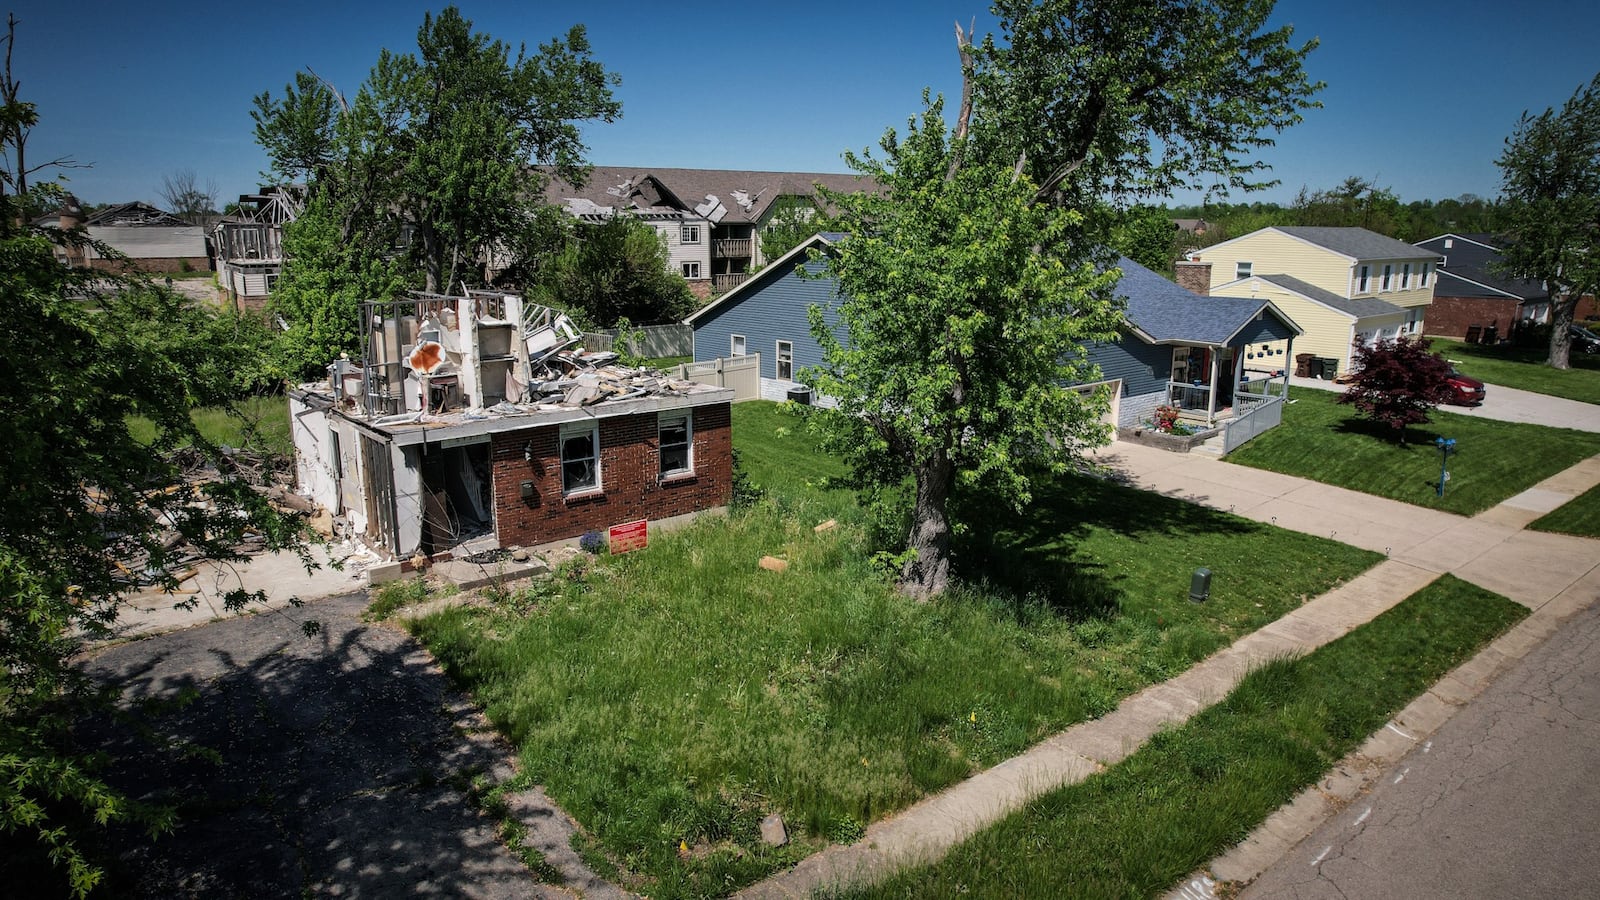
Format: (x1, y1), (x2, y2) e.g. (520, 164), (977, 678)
(686, 234), (1302, 431)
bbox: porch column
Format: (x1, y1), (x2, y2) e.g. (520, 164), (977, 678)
(1282, 335), (1293, 396)
(1207, 349), (1219, 424)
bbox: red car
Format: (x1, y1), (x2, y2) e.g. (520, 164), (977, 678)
(1445, 369), (1487, 406)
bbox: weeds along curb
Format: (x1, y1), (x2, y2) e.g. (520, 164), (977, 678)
(1171, 586), (1599, 899)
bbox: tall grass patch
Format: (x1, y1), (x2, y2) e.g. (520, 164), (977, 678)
(837, 575), (1525, 899)
(409, 402), (1380, 897)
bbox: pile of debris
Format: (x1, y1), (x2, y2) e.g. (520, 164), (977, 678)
(497, 349), (702, 411)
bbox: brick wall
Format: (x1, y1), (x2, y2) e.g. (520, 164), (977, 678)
(490, 403), (733, 547)
(688, 279), (714, 301)
(1174, 260), (1211, 295)
(1424, 296), (1522, 340)
(86, 256), (211, 274)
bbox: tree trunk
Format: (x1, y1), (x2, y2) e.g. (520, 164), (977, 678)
(420, 224), (444, 293)
(1547, 295), (1576, 370)
(900, 452), (954, 600)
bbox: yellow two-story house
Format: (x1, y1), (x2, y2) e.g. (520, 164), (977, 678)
(1185, 226), (1438, 378)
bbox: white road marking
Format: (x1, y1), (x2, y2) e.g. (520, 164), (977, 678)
(1311, 845), (1333, 865)
(1354, 806), (1373, 825)
(1387, 722), (1415, 740)
(1393, 767), (1411, 785)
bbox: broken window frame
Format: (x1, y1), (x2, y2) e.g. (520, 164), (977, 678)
(658, 412), (693, 478)
(560, 422), (601, 496)
(776, 340), (793, 381)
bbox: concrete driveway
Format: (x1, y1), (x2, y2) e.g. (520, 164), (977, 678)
(1289, 374), (1600, 432)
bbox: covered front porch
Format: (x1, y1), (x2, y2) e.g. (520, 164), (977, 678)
(1164, 335), (1295, 428)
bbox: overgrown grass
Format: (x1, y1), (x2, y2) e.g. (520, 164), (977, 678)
(837, 575), (1526, 899)
(1529, 482), (1600, 537)
(126, 394), (292, 458)
(409, 402), (1379, 898)
(1226, 388), (1600, 515)
(1430, 337), (1600, 405)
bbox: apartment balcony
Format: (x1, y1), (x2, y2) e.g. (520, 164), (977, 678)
(714, 238), (753, 258)
(712, 273), (749, 292)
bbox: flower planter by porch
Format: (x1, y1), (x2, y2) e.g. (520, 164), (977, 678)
(1117, 425), (1222, 453)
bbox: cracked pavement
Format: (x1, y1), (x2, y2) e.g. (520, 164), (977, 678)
(1241, 598), (1600, 899)
(76, 592), (615, 898)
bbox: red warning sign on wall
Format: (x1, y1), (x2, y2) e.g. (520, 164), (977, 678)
(608, 519), (648, 554)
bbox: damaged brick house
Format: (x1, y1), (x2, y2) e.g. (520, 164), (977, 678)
(290, 290), (733, 561)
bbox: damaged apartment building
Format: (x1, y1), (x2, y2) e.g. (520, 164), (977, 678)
(290, 291), (733, 562)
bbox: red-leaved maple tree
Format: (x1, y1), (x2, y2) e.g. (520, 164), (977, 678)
(1338, 336), (1455, 441)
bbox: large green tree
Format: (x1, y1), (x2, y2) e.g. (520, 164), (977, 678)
(252, 5), (620, 369)
(1, 20), (310, 893)
(811, 99), (1122, 597)
(525, 213), (696, 328)
(814, 0), (1320, 598)
(1496, 72), (1600, 370)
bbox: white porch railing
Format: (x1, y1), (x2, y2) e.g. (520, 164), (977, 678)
(1167, 381), (1213, 416)
(1222, 389), (1285, 454)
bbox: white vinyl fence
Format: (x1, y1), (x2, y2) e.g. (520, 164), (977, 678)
(663, 354), (761, 401)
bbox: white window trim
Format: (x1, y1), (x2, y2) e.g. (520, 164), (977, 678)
(559, 421), (602, 497)
(1357, 265), (1370, 293)
(680, 224), (701, 244)
(1381, 264), (1394, 291)
(1235, 261), (1253, 280)
(681, 261), (701, 279)
(1421, 262), (1432, 287)
(658, 411), (693, 479)
(776, 340), (794, 381)
(730, 333), (746, 356)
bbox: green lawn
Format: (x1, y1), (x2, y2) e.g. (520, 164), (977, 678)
(1226, 389), (1600, 515)
(126, 394), (293, 458)
(1429, 338), (1600, 405)
(836, 575), (1525, 899)
(411, 402), (1378, 898)
(1529, 482), (1600, 538)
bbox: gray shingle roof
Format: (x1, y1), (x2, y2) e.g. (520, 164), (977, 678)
(1250, 273), (1404, 319)
(1415, 235), (1547, 301)
(543, 167), (878, 224)
(1275, 226), (1431, 261)
(1116, 257), (1296, 345)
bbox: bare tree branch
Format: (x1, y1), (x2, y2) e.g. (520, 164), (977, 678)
(946, 19), (976, 182)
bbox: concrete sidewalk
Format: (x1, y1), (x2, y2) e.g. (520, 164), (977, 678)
(1093, 440), (1600, 611)
(738, 444), (1600, 899)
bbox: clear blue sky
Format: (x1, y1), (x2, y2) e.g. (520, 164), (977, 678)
(8, 1), (1599, 209)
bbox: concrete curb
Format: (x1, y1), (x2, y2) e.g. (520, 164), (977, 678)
(1167, 574), (1600, 899)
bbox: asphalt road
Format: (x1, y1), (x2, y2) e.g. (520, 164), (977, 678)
(1242, 599), (1600, 899)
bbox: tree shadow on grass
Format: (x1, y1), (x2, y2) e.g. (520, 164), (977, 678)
(61, 594), (563, 900)
(950, 470), (1256, 624)
(1329, 415), (1445, 449)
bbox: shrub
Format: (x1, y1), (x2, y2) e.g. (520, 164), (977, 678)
(1338, 336), (1455, 440)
